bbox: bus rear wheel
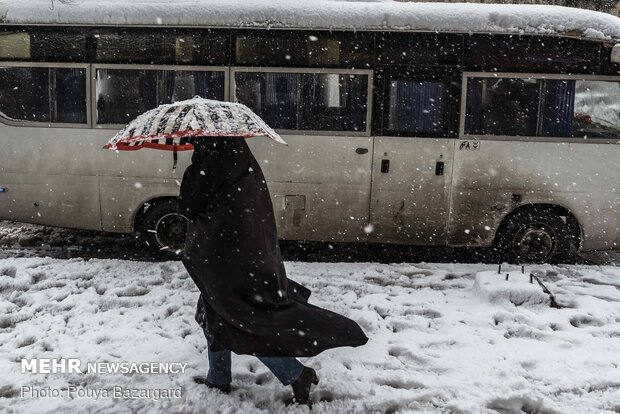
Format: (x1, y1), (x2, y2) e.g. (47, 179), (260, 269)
(496, 210), (572, 264)
(139, 200), (188, 260)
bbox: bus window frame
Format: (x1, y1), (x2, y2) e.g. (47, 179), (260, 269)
(230, 66), (374, 137)
(0, 61), (91, 128)
(91, 63), (230, 130)
(460, 71), (620, 145)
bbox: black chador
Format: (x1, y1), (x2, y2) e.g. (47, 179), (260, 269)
(179, 137), (368, 357)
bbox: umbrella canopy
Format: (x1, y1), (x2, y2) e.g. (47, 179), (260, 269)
(103, 97), (286, 151)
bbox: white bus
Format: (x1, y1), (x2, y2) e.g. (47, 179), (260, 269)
(0, 1), (619, 262)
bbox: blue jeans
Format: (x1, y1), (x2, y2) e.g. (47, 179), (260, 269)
(203, 329), (304, 386)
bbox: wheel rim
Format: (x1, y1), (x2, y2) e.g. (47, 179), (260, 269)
(153, 213), (189, 253)
(512, 222), (558, 263)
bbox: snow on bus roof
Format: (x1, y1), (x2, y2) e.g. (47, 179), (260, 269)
(2, 0), (620, 41)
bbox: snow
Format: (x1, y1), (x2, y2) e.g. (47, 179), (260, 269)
(1, 252), (619, 413)
(2, 1), (620, 41)
(473, 270), (551, 306)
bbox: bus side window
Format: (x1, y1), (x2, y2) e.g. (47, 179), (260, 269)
(235, 72), (299, 130)
(93, 30), (227, 65)
(465, 76), (620, 140)
(299, 73), (368, 131)
(0, 32), (31, 59)
(381, 74), (456, 138)
(376, 33), (462, 67)
(0, 29), (87, 62)
(235, 70), (369, 132)
(96, 69), (155, 125)
(234, 31), (372, 68)
(572, 80), (620, 139)
(95, 68), (225, 125)
(0, 66), (87, 124)
(466, 78), (540, 137)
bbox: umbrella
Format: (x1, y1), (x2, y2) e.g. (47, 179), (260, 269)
(103, 97), (287, 152)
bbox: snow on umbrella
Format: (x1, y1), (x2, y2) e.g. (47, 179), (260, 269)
(103, 97), (287, 152)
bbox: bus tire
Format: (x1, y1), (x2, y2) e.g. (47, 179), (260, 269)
(495, 209), (572, 264)
(138, 199), (188, 260)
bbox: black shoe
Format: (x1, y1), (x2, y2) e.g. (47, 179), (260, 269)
(193, 376), (231, 394)
(289, 367), (319, 406)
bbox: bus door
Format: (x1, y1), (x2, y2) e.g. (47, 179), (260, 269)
(368, 70), (459, 245)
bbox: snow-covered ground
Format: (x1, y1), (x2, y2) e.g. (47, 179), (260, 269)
(0, 223), (619, 413)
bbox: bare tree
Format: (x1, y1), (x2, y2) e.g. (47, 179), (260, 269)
(564, 0), (618, 11)
(397, 0), (620, 15)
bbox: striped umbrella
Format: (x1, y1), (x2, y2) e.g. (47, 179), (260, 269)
(103, 97), (287, 152)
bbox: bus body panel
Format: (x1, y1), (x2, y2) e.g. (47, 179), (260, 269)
(448, 140), (620, 251)
(0, 172), (100, 231)
(0, 124), (101, 230)
(369, 137), (453, 245)
(567, 143), (620, 251)
(248, 135), (373, 243)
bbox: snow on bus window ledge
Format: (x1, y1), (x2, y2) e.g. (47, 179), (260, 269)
(1, 1), (620, 41)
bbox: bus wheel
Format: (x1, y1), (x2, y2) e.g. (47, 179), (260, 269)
(496, 210), (572, 264)
(139, 200), (188, 260)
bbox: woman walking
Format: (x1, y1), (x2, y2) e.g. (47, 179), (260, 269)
(179, 137), (367, 405)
